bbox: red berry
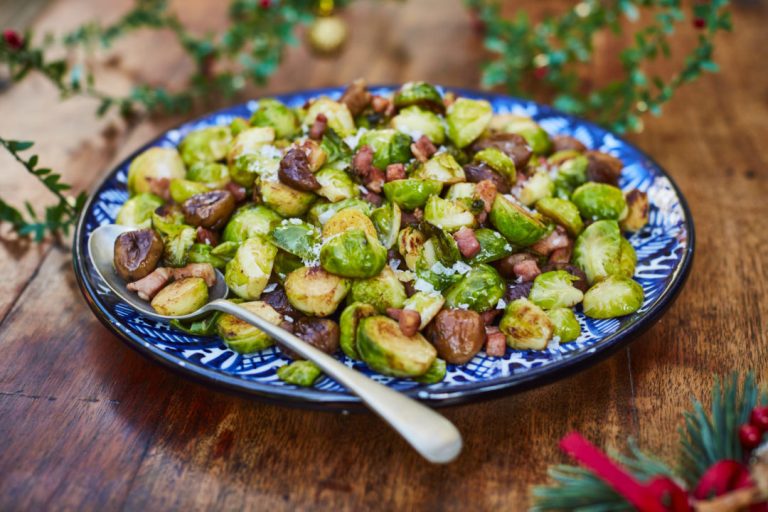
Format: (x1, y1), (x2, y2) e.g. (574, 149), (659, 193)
(751, 406), (768, 431)
(533, 66), (549, 80)
(260, 0), (270, 8)
(3, 29), (23, 50)
(693, 18), (706, 29)
(739, 424), (762, 451)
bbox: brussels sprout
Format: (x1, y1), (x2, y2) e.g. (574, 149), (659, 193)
(620, 190), (649, 232)
(258, 179), (317, 218)
(419, 222), (461, 266)
(315, 167), (358, 202)
(225, 237), (278, 299)
(423, 195), (476, 232)
(535, 197), (584, 236)
(356, 316), (437, 377)
(444, 264), (505, 312)
(618, 238), (637, 279)
(519, 172), (554, 207)
(573, 219), (622, 284)
(303, 97), (356, 137)
(320, 229), (387, 278)
(553, 155), (589, 198)
(529, 270), (585, 310)
(414, 249), (464, 293)
(273, 249), (304, 282)
(212, 241), (239, 259)
(445, 182), (477, 202)
(322, 207), (377, 239)
(250, 98), (299, 139)
(403, 291), (446, 329)
(188, 243), (229, 269)
(127, 147), (186, 196)
(171, 311), (222, 336)
(270, 220), (322, 261)
(307, 198), (373, 226)
(217, 301), (282, 353)
(227, 127), (277, 186)
(582, 276), (644, 319)
(169, 178), (209, 204)
(151, 277), (208, 316)
(468, 228), (515, 264)
(151, 205), (185, 238)
(179, 127), (231, 166)
(491, 115), (552, 155)
(572, 182), (628, 221)
(163, 225), (196, 267)
(549, 150), (582, 165)
(446, 98), (493, 148)
(545, 308), (581, 343)
(489, 194), (549, 246)
(393, 81), (444, 112)
(284, 266), (350, 316)
(348, 267), (407, 312)
(299, 139), (328, 172)
(222, 205), (282, 243)
(499, 298), (554, 350)
(412, 153), (466, 185)
(115, 193), (164, 228)
(339, 302), (377, 359)
(358, 129), (412, 169)
(187, 162), (230, 189)
(473, 147), (516, 180)
(371, 201), (401, 249)
(230, 117), (250, 137)
(397, 226), (427, 271)
(320, 128), (353, 165)
(277, 360), (322, 387)
(382, 179), (443, 210)
(391, 106), (445, 144)
(413, 358), (447, 384)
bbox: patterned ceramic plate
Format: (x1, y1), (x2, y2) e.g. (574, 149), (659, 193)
(73, 86), (694, 410)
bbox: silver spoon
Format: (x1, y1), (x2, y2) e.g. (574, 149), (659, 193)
(89, 224), (462, 464)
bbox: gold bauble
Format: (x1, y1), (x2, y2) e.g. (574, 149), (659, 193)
(306, 15), (348, 56)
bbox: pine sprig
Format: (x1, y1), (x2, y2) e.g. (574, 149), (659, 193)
(0, 137), (86, 241)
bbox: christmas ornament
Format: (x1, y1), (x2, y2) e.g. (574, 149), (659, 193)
(306, 0), (348, 56)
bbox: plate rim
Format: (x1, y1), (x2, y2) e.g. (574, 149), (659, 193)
(72, 85), (696, 411)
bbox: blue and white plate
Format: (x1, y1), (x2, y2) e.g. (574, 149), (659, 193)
(73, 86), (694, 409)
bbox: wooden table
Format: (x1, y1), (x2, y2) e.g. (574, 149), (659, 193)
(1, 0), (766, 509)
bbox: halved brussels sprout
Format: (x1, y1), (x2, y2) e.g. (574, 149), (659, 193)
(620, 190), (649, 232)
(446, 98), (493, 148)
(519, 171), (554, 207)
(151, 205), (185, 237)
(115, 193), (164, 228)
(413, 358), (447, 384)
(250, 98), (299, 139)
(491, 115), (552, 155)
(553, 155), (589, 198)
(315, 167), (359, 202)
(445, 182), (476, 201)
(217, 301), (282, 353)
(169, 178), (209, 204)
(546, 308), (581, 343)
(358, 129), (412, 169)
(423, 195), (476, 232)
(284, 266), (350, 317)
(273, 249), (304, 282)
(307, 197), (373, 226)
(573, 219), (621, 284)
(230, 152), (280, 188)
(348, 267), (407, 312)
(582, 276), (644, 319)
(489, 194), (549, 246)
(188, 243), (229, 269)
(227, 126), (276, 165)
(339, 302), (377, 359)
(230, 117), (249, 137)
(403, 291), (445, 329)
(270, 220), (322, 261)
(473, 147), (516, 181)
(549, 150), (582, 164)
(419, 222), (461, 266)
(320, 128), (353, 165)
(465, 228), (512, 264)
(163, 225), (197, 267)
(222, 205), (282, 243)
(371, 201), (402, 249)
(397, 226), (427, 271)
(151, 277), (208, 316)
(320, 229), (387, 278)
(391, 106), (445, 144)
(412, 153), (466, 185)
(225, 236), (278, 299)
(187, 162), (230, 189)
(393, 81), (444, 112)
(258, 179), (317, 218)
(212, 241), (239, 259)
(322, 208), (377, 239)
(171, 311), (222, 336)
(499, 298), (554, 350)
(444, 264), (505, 313)
(382, 179), (443, 210)
(529, 270), (585, 310)
(572, 182), (628, 221)
(277, 360), (322, 387)
(357, 316), (437, 377)
(179, 126), (231, 166)
(535, 197), (584, 236)
(127, 147), (186, 196)
(618, 238), (637, 279)
(303, 97), (356, 137)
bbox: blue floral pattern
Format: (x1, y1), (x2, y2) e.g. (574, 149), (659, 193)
(74, 86), (693, 406)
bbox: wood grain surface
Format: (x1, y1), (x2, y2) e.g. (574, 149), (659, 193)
(0, 0), (766, 510)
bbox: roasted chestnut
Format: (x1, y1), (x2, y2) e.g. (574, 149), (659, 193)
(113, 228), (164, 281)
(426, 309), (485, 364)
(278, 317), (340, 360)
(181, 190), (236, 230)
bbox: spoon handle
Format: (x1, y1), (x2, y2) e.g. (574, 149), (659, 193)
(209, 299), (462, 464)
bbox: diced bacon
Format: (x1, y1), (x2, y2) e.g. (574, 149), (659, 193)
(365, 167), (385, 193)
(475, 179), (497, 212)
(485, 331), (506, 357)
(453, 227), (481, 259)
(362, 191), (383, 207)
(513, 259), (541, 283)
(127, 267), (171, 301)
(401, 208), (423, 226)
(339, 79), (372, 116)
(531, 226), (571, 256)
(196, 226), (219, 246)
(386, 308), (421, 337)
(371, 95), (390, 114)
(308, 113), (328, 140)
(225, 182), (247, 203)
(480, 309), (502, 326)
(410, 135), (437, 163)
(352, 145), (374, 179)
(549, 246), (572, 264)
(170, 263), (217, 287)
(146, 177), (170, 201)
(386, 163), (406, 182)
